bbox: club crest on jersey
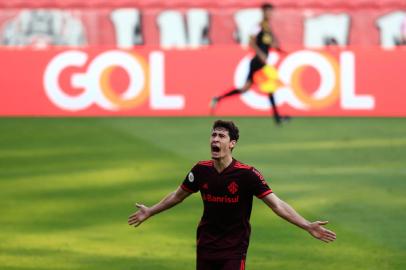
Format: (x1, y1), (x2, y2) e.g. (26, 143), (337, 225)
(188, 172), (194, 182)
(228, 181), (238, 195)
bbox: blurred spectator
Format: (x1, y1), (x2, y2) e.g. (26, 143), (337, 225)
(1, 9), (86, 47)
(324, 37), (339, 46)
(401, 14), (406, 45)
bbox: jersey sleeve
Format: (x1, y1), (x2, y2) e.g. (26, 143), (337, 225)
(180, 165), (200, 193)
(249, 167), (273, 198)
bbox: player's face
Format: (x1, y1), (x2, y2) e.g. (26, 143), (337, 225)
(263, 8), (273, 20)
(210, 128), (236, 160)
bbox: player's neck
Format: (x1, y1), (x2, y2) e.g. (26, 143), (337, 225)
(213, 155), (233, 173)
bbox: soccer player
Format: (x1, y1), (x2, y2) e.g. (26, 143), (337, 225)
(128, 120), (336, 270)
(210, 3), (288, 125)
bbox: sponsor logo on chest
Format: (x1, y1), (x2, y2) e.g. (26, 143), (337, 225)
(201, 180), (240, 203)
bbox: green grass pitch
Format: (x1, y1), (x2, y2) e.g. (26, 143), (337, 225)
(0, 117), (405, 270)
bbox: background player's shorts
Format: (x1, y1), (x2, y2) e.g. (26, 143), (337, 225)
(197, 258), (246, 270)
(253, 65), (280, 93)
(247, 57), (265, 82)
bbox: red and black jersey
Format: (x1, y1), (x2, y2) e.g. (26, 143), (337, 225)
(181, 159), (272, 260)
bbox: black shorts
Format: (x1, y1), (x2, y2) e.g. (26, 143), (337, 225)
(246, 57), (266, 83)
(197, 258), (246, 270)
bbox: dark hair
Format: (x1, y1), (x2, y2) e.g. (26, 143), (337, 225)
(261, 3), (274, 10)
(212, 120), (239, 141)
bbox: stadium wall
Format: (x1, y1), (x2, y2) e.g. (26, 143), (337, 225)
(0, 1), (406, 48)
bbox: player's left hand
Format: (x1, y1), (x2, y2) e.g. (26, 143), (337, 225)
(307, 221), (337, 243)
(273, 47), (288, 55)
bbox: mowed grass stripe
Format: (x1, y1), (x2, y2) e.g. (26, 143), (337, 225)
(239, 137), (406, 152)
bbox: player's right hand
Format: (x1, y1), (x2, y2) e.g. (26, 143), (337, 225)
(128, 203), (151, 227)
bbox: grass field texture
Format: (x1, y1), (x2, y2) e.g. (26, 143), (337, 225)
(0, 117), (405, 270)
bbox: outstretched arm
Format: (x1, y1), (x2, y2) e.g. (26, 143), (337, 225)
(128, 186), (191, 228)
(270, 31), (284, 53)
(262, 193), (336, 243)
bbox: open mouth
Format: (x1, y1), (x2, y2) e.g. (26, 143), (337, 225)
(211, 145), (220, 153)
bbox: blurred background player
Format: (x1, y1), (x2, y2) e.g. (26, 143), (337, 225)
(210, 3), (289, 125)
